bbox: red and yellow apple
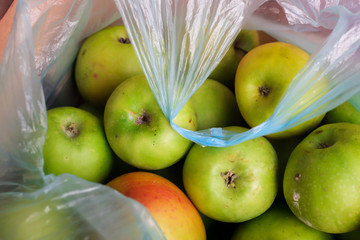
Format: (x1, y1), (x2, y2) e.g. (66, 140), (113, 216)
(107, 171), (206, 240)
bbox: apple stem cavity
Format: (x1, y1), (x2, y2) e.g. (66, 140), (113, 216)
(259, 86), (271, 97)
(220, 171), (239, 189)
(64, 122), (79, 138)
(118, 37), (131, 44)
(135, 111), (152, 125)
(234, 41), (247, 55)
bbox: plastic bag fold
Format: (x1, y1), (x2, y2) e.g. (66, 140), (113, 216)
(1, 0), (360, 239)
(0, 0), (165, 239)
(116, 0), (360, 147)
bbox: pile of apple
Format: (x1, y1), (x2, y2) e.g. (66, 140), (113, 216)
(42, 25), (360, 240)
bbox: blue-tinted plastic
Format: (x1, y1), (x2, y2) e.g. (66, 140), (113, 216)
(1, 0), (360, 239)
(0, 0), (165, 239)
(349, 91), (360, 111)
(116, 0), (360, 147)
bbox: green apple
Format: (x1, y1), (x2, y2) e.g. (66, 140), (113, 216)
(43, 106), (113, 183)
(323, 101), (360, 125)
(182, 126), (278, 223)
(75, 25), (143, 107)
(0, 198), (77, 240)
(209, 30), (260, 89)
(190, 79), (245, 130)
(234, 42), (325, 139)
(283, 122), (360, 233)
(104, 75), (197, 170)
(231, 205), (334, 240)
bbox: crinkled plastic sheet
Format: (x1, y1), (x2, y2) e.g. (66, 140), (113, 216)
(1, 0), (360, 239)
(0, 0), (165, 239)
(116, 0), (360, 147)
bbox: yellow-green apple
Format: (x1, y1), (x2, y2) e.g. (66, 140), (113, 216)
(231, 205), (334, 240)
(104, 75), (197, 170)
(209, 30), (260, 89)
(182, 126), (278, 223)
(75, 25), (143, 107)
(323, 101), (360, 125)
(0, 198), (76, 240)
(190, 79), (245, 130)
(283, 122), (360, 233)
(107, 171), (206, 240)
(234, 42), (325, 139)
(43, 106), (113, 183)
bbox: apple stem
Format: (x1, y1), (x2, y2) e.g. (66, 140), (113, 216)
(220, 171), (239, 189)
(64, 122), (79, 138)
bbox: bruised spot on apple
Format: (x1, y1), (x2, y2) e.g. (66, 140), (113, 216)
(134, 110), (152, 125)
(294, 173), (302, 181)
(235, 42), (325, 139)
(283, 122), (360, 234)
(107, 171), (206, 240)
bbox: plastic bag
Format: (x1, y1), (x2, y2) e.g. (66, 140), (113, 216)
(0, 0), (165, 239)
(1, 0), (360, 239)
(116, 0), (360, 147)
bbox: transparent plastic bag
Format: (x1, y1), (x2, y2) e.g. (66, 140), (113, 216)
(116, 0), (360, 147)
(0, 0), (165, 239)
(1, 0), (360, 239)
